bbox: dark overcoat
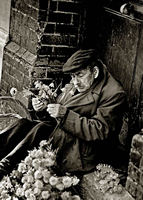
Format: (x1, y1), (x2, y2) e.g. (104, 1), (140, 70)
(39, 60), (126, 173)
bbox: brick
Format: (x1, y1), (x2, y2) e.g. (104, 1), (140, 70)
(30, 67), (46, 78)
(56, 23), (77, 34)
(38, 46), (52, 55)
(125, 177), (137, 198)
(20, 36), (29, 50)
(58, 1), (81, 13)
(49, 11), (72, 23)
(54, 46), (76, 56)
(29, 29), (38, 42)
(131, 134), (143, 154)
(45, 23), (55, 33)
(130, 148), (141, 168)
(14, 11), (23, 24)
(128, 162), (140, 183)
(3, 62), (12, 75)
(22, 51), (37, 65)
(50, 1), (57, 11)
(21, 14), (29, 26)
(18, 24), (26, 36)
(25, 0), (39, 8)
(27, 40), (38, 55)
(11, 32), (21, 45)
(136, 184), (143, 200)
(38, 10), (47, 21)
(41, 34), (69, 45)
(28, 17), (39, 30)
(31, 7), (39, 20)
(72, 14), (80, 26)
(3, 52), (15, 67)
(15, 47), (27, 58)
(5, 42), (20, 54)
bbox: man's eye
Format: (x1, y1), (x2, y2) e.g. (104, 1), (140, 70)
(78, 73), (84, 77)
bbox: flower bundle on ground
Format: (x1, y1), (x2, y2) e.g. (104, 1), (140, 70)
(0, 140), (81, 200)
(94, 164), (123, 194)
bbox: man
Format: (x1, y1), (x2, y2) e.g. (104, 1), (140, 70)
(0, 49), (126, 179)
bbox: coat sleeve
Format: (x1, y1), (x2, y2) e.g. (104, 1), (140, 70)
(60, 92), (126, 141)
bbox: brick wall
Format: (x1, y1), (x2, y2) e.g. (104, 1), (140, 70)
(125, 133), (143, 200)
(1, 0), (84, 106)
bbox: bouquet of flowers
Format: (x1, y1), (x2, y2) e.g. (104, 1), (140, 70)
(0, 139), (81, 200)
(23, 80), (62, 104)
(94, 164), (123, 194)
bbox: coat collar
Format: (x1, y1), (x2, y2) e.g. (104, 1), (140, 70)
(62, 60), (109, 108)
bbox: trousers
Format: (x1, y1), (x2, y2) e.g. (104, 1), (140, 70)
(0, 118), (57, 170)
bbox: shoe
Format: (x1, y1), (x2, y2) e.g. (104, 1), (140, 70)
(0, 158), (10, 181)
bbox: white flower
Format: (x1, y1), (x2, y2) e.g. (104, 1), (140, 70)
(41, 191), (50, 199)
(33, 187), (41, 196)
(27, 194), (36, 200)
(34, 180), (44, 188)
(34, 169), (43, 179)
(56, 183), (65, 191)
(72, 176), (80, 186)
(49, 83), (54, 88)
(15, 187), (25, 197)
(45, 151), (56, 160)
(27, 175), (34, 183)
(32, 158), (41, 169)
(49, 176), (59, 186)
(35, 149), (44, 158)
(72, 195), (81, 200)
(25, 189), (32, 198)
(18, 163), (27, 173)
(42, 157), (55, 167)
(61, 191), (71, 200)
(29, 149), (38, 158)
(23, 182), (31, 190)
(10, 87), (17, 96)
(24, 156), (33, 165)
(62, 176), (72, 188)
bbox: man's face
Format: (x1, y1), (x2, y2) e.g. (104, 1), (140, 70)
(70, 66), (95, 93)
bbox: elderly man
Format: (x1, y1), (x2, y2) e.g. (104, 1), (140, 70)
(0, 49), (126, 179)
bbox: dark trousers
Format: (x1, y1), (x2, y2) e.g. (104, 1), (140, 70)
(0, 118), (57, 170)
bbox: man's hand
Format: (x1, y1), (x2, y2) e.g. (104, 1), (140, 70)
(47, 104), (67, 119)
(32, 98), (48, 112)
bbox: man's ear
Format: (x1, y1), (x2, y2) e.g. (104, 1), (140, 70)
(93, 66), (99, 79)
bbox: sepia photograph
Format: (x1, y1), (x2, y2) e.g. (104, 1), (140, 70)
(0, 0), (143, 199)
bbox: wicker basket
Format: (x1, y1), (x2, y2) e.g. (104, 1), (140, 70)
(0, 96), (32, 132)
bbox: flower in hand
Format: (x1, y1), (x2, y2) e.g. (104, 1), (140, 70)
(47, 104), (67, 119)
(32, 98), (48, 112)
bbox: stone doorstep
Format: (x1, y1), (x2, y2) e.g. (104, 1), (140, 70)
(79, 173), (134, 200)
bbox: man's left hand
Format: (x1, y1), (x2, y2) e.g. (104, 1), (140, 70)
(47, 104), (67, 119)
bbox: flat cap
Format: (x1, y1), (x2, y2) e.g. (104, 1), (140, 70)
(63, 49), (95, 73)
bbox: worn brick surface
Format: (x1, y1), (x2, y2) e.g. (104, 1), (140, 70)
(130, 148), (142, 168)
(136, 184), (143, 200)
(126, 177), (137, 198)
(128, 162), (141, 183)
(79, 173), (134, 200)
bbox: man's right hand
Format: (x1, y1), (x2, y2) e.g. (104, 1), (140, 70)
(32, 98), (47, 112)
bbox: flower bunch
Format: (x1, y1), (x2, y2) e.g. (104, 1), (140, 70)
(0, 140), (81, 200)
(94, 164), (123, 194)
